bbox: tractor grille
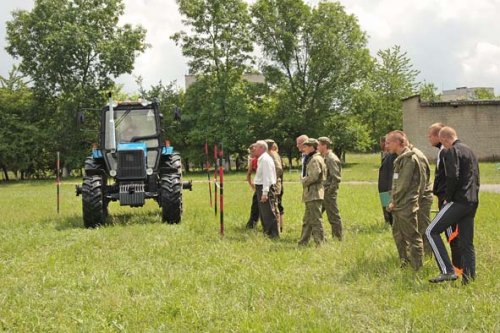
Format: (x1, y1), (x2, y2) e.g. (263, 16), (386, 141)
(117, 150), (146, 179)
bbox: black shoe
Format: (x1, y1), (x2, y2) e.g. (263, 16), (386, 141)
(429, 273), (458, 283)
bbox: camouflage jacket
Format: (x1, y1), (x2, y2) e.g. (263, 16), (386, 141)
(410, 145), (433, 201)
(302, 152), (326, 202)
(269, 150), (283, 195)
(323, 150), (341, 190)
(390, 147), (421, 212)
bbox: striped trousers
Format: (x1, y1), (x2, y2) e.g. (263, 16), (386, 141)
(425, 202), (477, 283)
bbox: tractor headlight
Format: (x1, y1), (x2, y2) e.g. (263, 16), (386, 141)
(110, 169), (117, 177)
(146, 168), (153, 176)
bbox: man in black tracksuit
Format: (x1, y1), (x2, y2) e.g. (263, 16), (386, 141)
(426, 127), (480, 284)
(428, 123), (462, 273)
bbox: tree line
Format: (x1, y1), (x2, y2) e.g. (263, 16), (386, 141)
(1, 0), (443, 180)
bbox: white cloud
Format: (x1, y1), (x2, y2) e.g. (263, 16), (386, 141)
(459, 42), (500, 86)
(3, 0), (500, 94)
(116, 0), (188, 93)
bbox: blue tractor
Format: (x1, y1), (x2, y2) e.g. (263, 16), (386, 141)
(76, 94), (191, 228)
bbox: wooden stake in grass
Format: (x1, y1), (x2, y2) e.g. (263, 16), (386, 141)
(56, 151), (61, 214)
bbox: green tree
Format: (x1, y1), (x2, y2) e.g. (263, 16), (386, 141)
(351, 45), (420, 146)
(419, 81), (439, 102)
(474, 88), (495, 100)
(172, 0), (255, 166)
(5, 0), (147, 171)
(251, 0), (372, 159)
(0, 69), (47, 180)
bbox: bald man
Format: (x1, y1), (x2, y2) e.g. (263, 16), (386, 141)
(426, 127), (479, 285)
(428, 123), (462, 274)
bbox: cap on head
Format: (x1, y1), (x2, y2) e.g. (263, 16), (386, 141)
(303, 138), (319, 148)
(317, 136), (332, 146)
(265, 139), (275, 150)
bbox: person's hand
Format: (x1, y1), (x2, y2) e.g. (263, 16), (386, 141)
(251, 183), (255, 191)
(387, 202), (394, 212)
(261, 194), (268, 202)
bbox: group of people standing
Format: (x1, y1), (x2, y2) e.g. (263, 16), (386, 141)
(379, 124), (480, 285)
(246, 136), (343, 245)
(245, 124), (479, 285)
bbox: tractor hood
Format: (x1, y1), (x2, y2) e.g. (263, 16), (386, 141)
(117, 142), (148, 154)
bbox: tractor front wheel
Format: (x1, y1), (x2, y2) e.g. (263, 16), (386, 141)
(82, 175), (108, 228)
(160, 173), (182, 224)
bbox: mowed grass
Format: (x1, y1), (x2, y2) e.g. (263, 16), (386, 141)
(1, 155), (499, 331)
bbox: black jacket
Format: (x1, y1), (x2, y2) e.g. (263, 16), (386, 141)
(442, 140), (480, 204)
(378, 152), (397, 192)
(432, 144), (447, 197)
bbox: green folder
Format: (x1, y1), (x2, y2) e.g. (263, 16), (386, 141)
(379, 191), (391, 207)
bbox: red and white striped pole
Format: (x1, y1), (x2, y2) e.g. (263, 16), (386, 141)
(218, 143), (224, 236)
(205, 141), (212, 207)
(214, 144), (218, 216)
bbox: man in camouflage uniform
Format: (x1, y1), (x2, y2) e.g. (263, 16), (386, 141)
(386, 131), (424, 270)
(266, 139), (285, 233)
(317, 137), (343, 241)
(410, 143), (433, 257)
(298, 138), (327, 246)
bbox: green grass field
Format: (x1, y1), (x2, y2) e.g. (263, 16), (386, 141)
(1, 154), (499, 331)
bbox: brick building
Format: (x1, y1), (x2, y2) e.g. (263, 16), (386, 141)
(402, 95), (500, 161)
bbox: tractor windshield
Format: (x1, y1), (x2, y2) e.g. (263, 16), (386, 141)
(105, 108), (159, 149)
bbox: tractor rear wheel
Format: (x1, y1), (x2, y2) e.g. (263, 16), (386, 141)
(82, 175), (108, 228)
(160, 153), (182, 224)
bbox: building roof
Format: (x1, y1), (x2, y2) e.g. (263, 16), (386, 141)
(402, 94), (500, 107)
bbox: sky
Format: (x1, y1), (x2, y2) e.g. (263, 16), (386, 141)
(2, 0), (500, 94)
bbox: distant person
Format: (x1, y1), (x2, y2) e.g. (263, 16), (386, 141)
(266, 139), (285, 233)
(426, 127), (479, 284)
(253, 140), (279, 238)
(385, 131), (424, 271)
(245, 144), (260, 229)
(296, 134), (309, 175)
(378, 135), (397, 225)
(409, 143), (434, 257)
(428, 123), (462, 274)
(317, 136), (343, 241)
(298, 138), (327, 246)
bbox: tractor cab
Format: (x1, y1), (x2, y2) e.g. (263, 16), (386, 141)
(101, 102), (162, 179)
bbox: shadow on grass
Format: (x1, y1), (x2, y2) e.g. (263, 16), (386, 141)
(340, 254), (397, 283)
(341, 162), (359, 169)
(0, 179), (59, 187)
(218, 224), (304, 249)
(349, 222), (391, 235)
(53, 211), (165, 231)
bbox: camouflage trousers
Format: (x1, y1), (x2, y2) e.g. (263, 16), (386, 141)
(298, 200), (325, 245)
(392, 205), (424, 270)
(418, 195), (433, 257)
(323, 186), (342, 240)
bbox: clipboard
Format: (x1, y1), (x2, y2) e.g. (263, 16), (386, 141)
(379, 191), (391, 207)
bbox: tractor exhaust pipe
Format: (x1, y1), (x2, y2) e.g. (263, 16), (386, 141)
(107, 92), (116, 152)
